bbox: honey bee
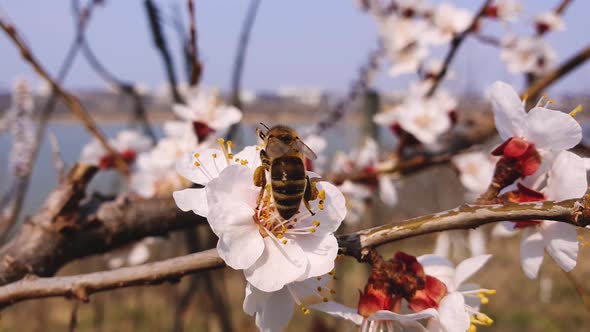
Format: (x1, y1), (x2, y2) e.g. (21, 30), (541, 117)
(254, 124), (318, 220)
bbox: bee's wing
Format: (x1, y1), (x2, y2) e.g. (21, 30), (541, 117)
(295, 138), (317, 160)
(266, 137), (293, 158)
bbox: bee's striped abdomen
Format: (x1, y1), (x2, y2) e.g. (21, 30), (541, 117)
(271, 156), (306, 220)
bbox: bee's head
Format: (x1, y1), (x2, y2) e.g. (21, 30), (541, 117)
(267, 125), (298, 145)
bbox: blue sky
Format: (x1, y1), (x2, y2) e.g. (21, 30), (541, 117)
(0, 0), (589, 95)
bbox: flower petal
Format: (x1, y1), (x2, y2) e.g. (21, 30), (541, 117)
(541, 221), (578, 272)
(453, 255), (491, 289)
(176, 148), (226, 185)
(417, 255), (454, 288)
(210, 201), (265, 270)
(243, 282), (266, 316)
(438, 292), (470, 332)
(299, 181), (346, 235)
(234, 145), (262, 170)
(370, 308), (438, 322)
(294, 234), (339, 281)
(491, 221), (518, 238)
(378, 175), (398, 206)
(173, 188), (208, 217)
(468, 229), (487, 256)
(248, 285), (294, 332)
(525, 107), (582, 150)
(545, 151), (587, 200)
(520, 228), (545, 279)
(206, 165), (260, 210)
(486, 81), (526, 140)
(309, 301), (363, 325)
(209, 105), (243, 130)
(245, 237), (307, 292)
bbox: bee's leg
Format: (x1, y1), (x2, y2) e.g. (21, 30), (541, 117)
(253, 149), (271, 210)
(303, 175), (318, 216)
(253, 165), (267, 211)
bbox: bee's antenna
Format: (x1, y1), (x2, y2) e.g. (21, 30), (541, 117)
(259, 122), (270, 130)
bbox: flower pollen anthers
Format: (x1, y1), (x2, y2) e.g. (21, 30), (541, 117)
(173, 140), (346, 293)
(172, 88), (242, 142)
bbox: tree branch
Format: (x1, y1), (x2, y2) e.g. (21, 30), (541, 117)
(523, 44), (590, 99)
(0, 196), (589, 307)
(0, 249), (223, 308)
(426, 0), (493, 97)
(230, 0), (262, 109)
(144, 0), (184, 104)
(0, 16), (129, 174)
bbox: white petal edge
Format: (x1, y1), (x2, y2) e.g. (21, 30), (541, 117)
(173, 188), (208, 217)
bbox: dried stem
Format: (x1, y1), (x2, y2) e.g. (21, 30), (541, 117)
(523, 44), (590, 100)
(72, 0), (157, 141)
(230, 0), (262, 109)
(186, 0), (202, 86)
(426, 0), (493, 97)
(144, 0), (184, 104)
(0, 196), (589, 307)
(0, 1), (100, 241)
(0, 17), (128, 174)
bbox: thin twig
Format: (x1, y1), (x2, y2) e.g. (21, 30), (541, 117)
(68, 300), (80, 332)
(230, 0), (262, 109)
(523, 44), (590, 99)
(0, 1), (100, 241)
(0, 197), (588, 307)
(0, 17), (128, 174)
(186, 0), (202, 86)
(426, 0), (493, 97)
(72, 0), (157, 141)
(144, 0), (184, 104)
(48, 133), (67, 183)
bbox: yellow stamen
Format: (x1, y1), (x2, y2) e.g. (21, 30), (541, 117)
(316, 276), (322, 281)
(312, 220), (321, 227)
(317, 286), (322, 292)
(578, 234), (588, 247)
(276, 234), (284, 239)
(212, 153), (217, 158)
(227, 140), (233, 149)
(471, 313), (493, 326)
(309, 228), (316, 233)
(468, 324), (477, 332)
(570, 105), (583, 117)
(481, 289), (496, 295)
(228, 153), (234, 159)
(282, 239), (288, 245)
(318, 190), (326, 200)
(323, 297), (329, 302)
(193, 161), (201, 167)
(240, 160), (249, 165)
(193, 153), (200, 158)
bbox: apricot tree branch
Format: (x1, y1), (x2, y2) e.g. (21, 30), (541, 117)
(523, 44), (590, 99)
(144, 0), (184, 104)
(0, 17), (129, 174)
(0, 196), (589, 307)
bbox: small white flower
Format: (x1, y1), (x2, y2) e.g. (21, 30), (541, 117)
(174, 142), (346, 292)
(106, 238), (156, 269)
(500, 36), (556, 75)
(173, 88), (242, 139)
(486, 0), (523, 21)
(419, 255), (494, 332)
(426, 3), (473, 45)
(487, 81), (581, 152)
(311, 300), (437, 332)
(379, 17), (430, 76)
(243, 274), (336, 332)
(452, 152), (496, 195)
(504, 151), (585, 279)
(80, 129), (153, 169)
(534, 11), (565, 33)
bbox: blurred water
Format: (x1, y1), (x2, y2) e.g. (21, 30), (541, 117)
(0, 121), (399, 221)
